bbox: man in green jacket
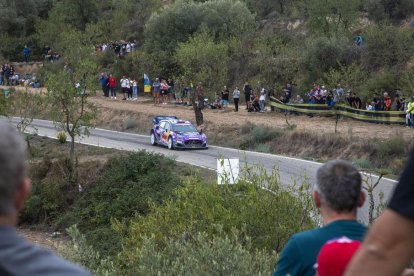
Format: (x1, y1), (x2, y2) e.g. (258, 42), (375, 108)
(273, 160), (367, 276)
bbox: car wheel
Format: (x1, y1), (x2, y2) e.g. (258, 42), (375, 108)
(167, 137), (174, 150)
(150, 132), (157, 145)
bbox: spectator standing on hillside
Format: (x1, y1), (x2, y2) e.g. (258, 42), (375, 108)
(233, 87), (240, 112)
(99, 73), (109, 97)
(0, 122), (91, 275)
(334, 84), (344, 105)
(152, 78), (161, 105)
(4, 64), (11, 86)
(406, 96), (414, 127)
(108, 74), (116, 99)
(132, 79), (138, 100)
(273, 160), (367, 276)
(221, 86), (230, 109)
(23, 46), (30, 62)
(284, 83), (293, 103)
(244, 81), (252, 110)
(120, 76), (129, 101)
(259, 88), (266, 113)
(160, 79), (169, 104)
(384, 92), (392, 111)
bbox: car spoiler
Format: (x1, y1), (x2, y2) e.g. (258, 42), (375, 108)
(152, 116), (178, 125)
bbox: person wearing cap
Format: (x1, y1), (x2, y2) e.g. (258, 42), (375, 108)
(273, 160), (367, 276)
(345, 148), (414, 276)
(0, 122), (90, 275)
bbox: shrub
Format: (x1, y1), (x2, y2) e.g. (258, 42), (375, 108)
(61, 151), (181, 255)
(123, 168), (316, 255)
(20, 156), (70, 224)
(361, 25), (414, 70)
(62, 225), (274, 275)
(302, 36), (359, 80)
(123, 117), (138, 130)
(57, 131), (67, 144)
(374, 135), (408, 160)
(119, 230), (275, 275)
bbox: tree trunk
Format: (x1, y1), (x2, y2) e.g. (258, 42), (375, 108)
(68, 135), (77, 187)
(191, 95), (204, 126)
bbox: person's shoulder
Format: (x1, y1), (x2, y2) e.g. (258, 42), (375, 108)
(0, 232), (90, 276)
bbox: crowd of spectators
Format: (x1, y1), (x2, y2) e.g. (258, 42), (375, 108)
(1, 64), (41, 88)
(99, 72), (138, 101)
(298, 82), (412, 113)
(95, 41), (137, 58)
(42, 47), (60, 63)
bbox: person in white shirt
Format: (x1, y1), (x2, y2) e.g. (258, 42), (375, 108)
(120, 76), (129, 100)
(233, 87), (240, 112)
(259, 88), (266, 113)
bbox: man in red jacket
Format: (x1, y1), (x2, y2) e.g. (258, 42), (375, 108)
(108, 74), (117, 99)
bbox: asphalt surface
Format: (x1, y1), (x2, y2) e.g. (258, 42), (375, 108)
(8, 118), (398, 224)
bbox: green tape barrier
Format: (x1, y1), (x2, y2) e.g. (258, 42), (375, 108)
(270, 98), (406, 124)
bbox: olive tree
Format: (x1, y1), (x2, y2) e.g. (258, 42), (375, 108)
(175, 31), (229, 125)
(45, 30), (99, 187)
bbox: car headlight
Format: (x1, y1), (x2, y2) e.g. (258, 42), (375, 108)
(176, 134), (183, 139)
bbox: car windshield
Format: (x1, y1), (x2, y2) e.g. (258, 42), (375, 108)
(173, 124), (198, 133)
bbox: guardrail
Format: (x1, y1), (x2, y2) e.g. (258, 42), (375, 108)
(270, 97), (406, 124)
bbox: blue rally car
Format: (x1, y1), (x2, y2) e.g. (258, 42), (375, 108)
(150, 116), (208, 150)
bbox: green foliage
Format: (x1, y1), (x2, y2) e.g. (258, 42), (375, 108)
(60, 225), (115, 275)
(400, 67), (414, 95)
(245, 0), (304, 18)
(144, 0), (255, 74)
(175, 31), (229, 94)
(361, 25), (414, 70)
(63, 151), (181, 255)
(306, 0), (362, 36)
(240, 124), (282, 149)
(123, 170), (315, 255)
(57, 131), (67, 144)
(8, 89), (44, 134)
(365, 0), (414, 22)
(302, 36), (358, 80)
(322, 63), (368, 93)
(120, 230), (275, 275)
(62, 225), (274, 275)
(20, 156), (70, 224)
(360, 70), (397, 101)
(249, 35), (300, 87)
(374, 134), (408, 160)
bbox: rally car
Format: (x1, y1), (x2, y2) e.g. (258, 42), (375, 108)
(150, 116), (208, 150)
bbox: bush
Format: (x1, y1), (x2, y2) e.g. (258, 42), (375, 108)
(361, 25), (414, 70)
(302, 36), (359, 80)
(120, 230), (275, 275)
(123, 169), (316, 255)
(374, 135), (408, 160)
(123, 117), (138, 130)
(61, 151), (181, 255)
(62, 225), (274, 275)
(20, 156), (70, 224)
(57, 131), (67, 143)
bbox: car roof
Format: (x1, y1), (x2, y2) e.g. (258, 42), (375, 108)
(162, 119), (192, 125)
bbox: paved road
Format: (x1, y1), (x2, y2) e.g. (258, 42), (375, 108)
(9, 118), (398, 224)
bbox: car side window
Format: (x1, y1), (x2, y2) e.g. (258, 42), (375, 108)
(159, 122), (166, 129)
(165, 123), (171, 132)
